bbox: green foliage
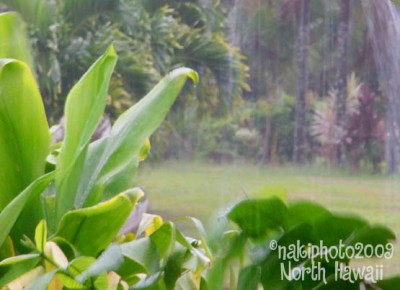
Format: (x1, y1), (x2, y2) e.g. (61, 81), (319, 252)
(208, 197), (399, 289)
(1, 0), (248, 123)
(56, 189), (143, 257)
(55, 45), (117, 221)
(0, 57), (49, 210)
(0, 12), (207, 287)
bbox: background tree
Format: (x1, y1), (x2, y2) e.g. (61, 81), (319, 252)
(293, 0), (311, 164)
(0, 0), (248, 123)
(335, 0), (351, 166)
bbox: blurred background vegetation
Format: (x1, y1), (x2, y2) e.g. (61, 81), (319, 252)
(0, 0), (397, 174)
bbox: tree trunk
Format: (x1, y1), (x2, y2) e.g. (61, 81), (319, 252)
(335, 0), (350, 167)
(261, 115), (271, 163)
(293, 0), (310, 164)
(363, 0), (400, 174)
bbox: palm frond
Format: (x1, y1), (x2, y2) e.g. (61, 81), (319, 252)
(62, 0), (119, 25)
(176, 31), (249, 113)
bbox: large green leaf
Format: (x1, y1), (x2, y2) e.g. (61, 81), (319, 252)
(0, 58), (50, 210)
(0, 12), (34, 71)
(55, 188), (143, 256)
(227, 198), (288, 238)
(76, 68), (198, 207)
(55, 45), (117, 222)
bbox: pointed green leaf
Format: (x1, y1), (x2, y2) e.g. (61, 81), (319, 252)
(0, 58), (50, 210)
(137, 214), (164, 237)
(55, 188), (143, 256)
(55, 45), (117, 222)
(76, 68), (198, 207)
(34, 220), (47, 253)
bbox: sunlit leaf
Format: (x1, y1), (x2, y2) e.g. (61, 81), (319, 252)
(76, 68), (198, 207)
(34, 220), (47, 253)
(55, 45), (117, 222)
(137, 214), (164, 237)
(56, 189), (143, 256)
(0, 58), (50, 240)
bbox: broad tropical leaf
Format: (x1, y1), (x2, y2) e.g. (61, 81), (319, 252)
(55, 188), (143, 256)
(0, 58), (50, 210)
(55, 45), (117, 222)
(76, 67), (198, 207)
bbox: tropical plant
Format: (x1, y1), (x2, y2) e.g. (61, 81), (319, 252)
(311, 74), (384, 171)
(207, 197), (399, 290)
(0, 11), (211, 288)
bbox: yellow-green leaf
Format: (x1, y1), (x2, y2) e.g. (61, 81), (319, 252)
(0, 59), (50, 211)
(55, 45), (117, 222)
(34, 220), (47, 253)
(55, 188), (143, 256)
(77, 68), (198, 207)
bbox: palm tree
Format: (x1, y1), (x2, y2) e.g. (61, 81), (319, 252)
(364, 0), (400, 173)
(0, 0), (248, 122)
(335, 0), (351, 166)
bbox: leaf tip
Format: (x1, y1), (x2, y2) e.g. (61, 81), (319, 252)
(168, 67), (199, 86)
(122, 187), (145, 205)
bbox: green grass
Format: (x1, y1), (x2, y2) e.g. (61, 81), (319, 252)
(137, 161), (400, 276)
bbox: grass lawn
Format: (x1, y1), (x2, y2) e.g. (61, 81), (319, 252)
(137, 161), (400, 276)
